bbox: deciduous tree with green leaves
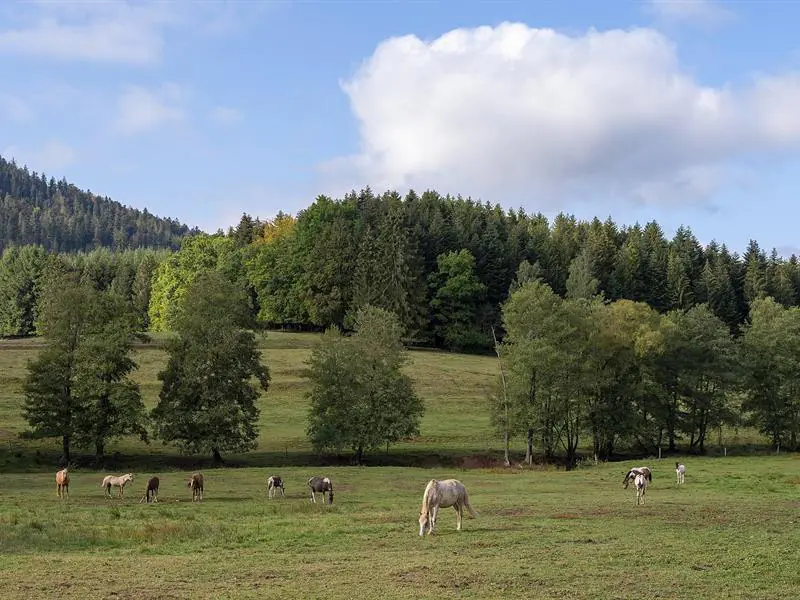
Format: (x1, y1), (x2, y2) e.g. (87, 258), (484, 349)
(151, 271), (270, 462)
(22, 272), (147, 464)
(306, 305), (424, 463)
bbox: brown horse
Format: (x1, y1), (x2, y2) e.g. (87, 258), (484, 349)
(139, 476), (160, 503)
(55, 467), (70, 499)
(188, 472), (204, 502)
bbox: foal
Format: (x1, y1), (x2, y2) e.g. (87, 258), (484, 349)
(139, 476), (160, 503)
(675, 462), (686, 485)
(634, 473), (649, 505)
(267, 475), (285, 499)
(308, 476), (333, 504)
(55, 467), (70, 499)
(188, 472), (204, 502)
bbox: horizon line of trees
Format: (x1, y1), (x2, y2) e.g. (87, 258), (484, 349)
(4, 187), (800, 349)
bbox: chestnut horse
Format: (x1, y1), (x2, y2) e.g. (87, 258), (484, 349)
(188, 472), (204, 502)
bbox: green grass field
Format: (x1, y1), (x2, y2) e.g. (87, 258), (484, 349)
(1, 458), (799, 599)
(1, 332), (505, 470)
(1, 332), (797, 599)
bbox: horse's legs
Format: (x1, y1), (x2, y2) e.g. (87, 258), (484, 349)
(280, 486), (285, 498)
(310, 490), (316, 503)
(455, 504), (463, 531)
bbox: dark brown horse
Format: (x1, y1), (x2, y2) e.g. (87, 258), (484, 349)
(139, 476), (159, 503)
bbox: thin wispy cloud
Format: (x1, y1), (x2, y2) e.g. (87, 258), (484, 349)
(0, 93), (35, 122)
(647, 0), (735, 25)
(3, 139), (77, 172)
(112, 84), (186, 135)
(0, 1), (175, 65)
(210, 106), (244, 124)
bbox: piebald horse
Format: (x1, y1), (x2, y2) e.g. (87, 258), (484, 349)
(308, 476), (333, 504)
(623, 466), (652, 489)
(634, 473), (649, 505)
(675, 462), (686, 485)
(139, 476), (160, 503)
(418, 478), (478, 536)
(188, 472), (204, 502)
(267, 475), (285, 499)
(55, 467), (70, 499)
(101, 473), (134, 499)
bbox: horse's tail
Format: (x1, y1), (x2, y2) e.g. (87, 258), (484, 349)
(462, 487), (478, 518)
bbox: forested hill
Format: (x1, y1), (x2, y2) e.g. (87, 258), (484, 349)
(0, 155), (197, 252)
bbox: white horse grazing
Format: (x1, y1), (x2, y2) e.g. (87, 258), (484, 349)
(101, 473), (133, 499)
(675, 462), (686, 485)
(418, 479), (478, 536)
(623, 466), (652, 489)
(267, 475), (285, 499)
(634, 473), (648, 505)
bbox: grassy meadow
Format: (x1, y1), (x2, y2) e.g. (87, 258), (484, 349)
(1, 332), (798, 599)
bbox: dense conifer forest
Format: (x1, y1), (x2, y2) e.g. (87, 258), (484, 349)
(0, 155), (195, 253)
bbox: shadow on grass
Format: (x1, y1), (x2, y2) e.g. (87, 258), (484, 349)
(0, 442), (789, 475)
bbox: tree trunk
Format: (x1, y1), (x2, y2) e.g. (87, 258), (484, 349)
(62, 434), (71, 464)
(525, 429), (534, 465)
(355, 445), (364, 465)
(212, 448), (223, 463)
(604, 438), (614, 461)
(95, 439), (105, 467)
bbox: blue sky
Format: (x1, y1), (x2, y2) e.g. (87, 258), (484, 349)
(2, 0), (800, 256)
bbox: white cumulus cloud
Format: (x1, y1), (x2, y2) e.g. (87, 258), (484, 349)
(325, 23), (800, 208)
(112, 84), (185, 135)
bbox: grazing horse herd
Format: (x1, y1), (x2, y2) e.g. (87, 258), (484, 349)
(51, 461), (688, 534)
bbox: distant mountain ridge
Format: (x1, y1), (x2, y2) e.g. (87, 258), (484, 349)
(0, 155), (197, 253)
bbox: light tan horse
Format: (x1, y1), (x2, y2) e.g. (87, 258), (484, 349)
(418, 479), (478, 536)
(188, 472), (204, 502)
(55, 467), (70, 499)
(101, 473), (133, 499)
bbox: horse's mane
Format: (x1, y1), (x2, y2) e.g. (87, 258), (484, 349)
(420, 479), (438, 514)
